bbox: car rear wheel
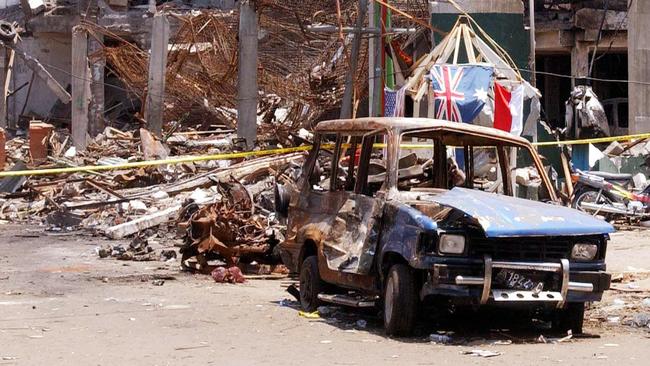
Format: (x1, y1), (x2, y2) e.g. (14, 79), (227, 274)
(553, 302), (585, 334)
(300, 256), (323, 312)
(384, 264), (418, 336)
(573, 188), (614, 212)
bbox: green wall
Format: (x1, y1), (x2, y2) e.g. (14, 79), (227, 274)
(430, 13), (531, 79)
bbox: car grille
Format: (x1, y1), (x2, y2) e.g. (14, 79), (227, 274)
(469, 238), (572, 261)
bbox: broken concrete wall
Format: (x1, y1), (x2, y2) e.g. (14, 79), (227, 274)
(8, 33), (72, 124)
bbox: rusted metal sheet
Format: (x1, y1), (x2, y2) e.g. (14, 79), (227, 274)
(180, 179), (272, 266)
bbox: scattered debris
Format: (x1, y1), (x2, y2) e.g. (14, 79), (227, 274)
(429, 333), (453, 344)
(461, 349), (501, 358)
(210, 266), (246, 284)
(298, 311), (320, 319)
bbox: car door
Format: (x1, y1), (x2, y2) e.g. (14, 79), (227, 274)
(319, 133), (385, 281)
(285, 132), (384, 290)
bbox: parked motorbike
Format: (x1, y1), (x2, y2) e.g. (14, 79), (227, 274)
(571, 170), (650, 220)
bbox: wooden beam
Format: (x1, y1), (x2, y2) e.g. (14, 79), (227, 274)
(571, 42), (589, 81)
(71, 26), (90, 150)
(144, 13), (169, 137)
(0, 46), (15, 129)
(104, 204), (182, 239)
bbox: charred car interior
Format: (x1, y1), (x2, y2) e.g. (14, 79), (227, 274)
(278, 117), (614, 336)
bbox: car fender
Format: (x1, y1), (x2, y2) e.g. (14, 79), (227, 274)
(378, 202), (438, 276)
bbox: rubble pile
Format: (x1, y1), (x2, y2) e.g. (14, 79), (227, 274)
(587, 271), (650, 332)
(1, 1), (424, 278)
(0, 122), (307, 276)
(178, 178), (287, 272)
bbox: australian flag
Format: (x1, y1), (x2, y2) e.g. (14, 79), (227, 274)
(429, 64), (493, 123)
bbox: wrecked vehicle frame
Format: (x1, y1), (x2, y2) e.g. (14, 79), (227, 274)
(279, 117), (614, 336)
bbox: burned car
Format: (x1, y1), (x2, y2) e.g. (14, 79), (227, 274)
(278, 117), (614, 336)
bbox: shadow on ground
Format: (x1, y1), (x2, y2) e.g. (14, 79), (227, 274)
(273, 298), (599, 345)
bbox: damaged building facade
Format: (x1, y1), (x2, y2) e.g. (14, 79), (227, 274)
(2, 1), (648, 143)
(0, 0), (240, 146)
(530, 0), (641, 134)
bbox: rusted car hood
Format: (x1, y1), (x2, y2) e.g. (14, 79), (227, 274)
(431, 187), (615, 237)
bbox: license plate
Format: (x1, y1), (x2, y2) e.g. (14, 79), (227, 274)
(494, 269), (543, 291)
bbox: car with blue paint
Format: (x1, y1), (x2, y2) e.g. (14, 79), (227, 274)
(277, 117), (614, 336)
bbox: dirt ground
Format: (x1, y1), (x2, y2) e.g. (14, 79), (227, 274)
(0, 225), (649, 365)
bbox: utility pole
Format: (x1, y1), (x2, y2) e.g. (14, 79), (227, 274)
(528, 0), (536, 87)
(339, 0), (368, 120)
(237, 0), (258, 149)
(368, 1), (383, 117)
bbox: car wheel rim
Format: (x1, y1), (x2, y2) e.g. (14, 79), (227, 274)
(385, 278), (394, 325)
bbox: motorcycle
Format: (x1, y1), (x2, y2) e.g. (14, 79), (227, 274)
(571, 169), (650, 220)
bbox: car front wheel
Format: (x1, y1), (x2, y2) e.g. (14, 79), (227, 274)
(299, 256), (323, 312)
(384, 264), (418, 336)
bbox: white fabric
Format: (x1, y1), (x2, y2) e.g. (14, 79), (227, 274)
(588, 143), (605, 168)
(509, 84), (524, 136)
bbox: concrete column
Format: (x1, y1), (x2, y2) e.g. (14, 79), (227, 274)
(340, 0), (367, 120)
(71, 26), (90, 150)
(144, 13), (169, 137)
(88, 35), (105, 137)
(237, 0), (258, 148)
(628, 1), (650, 133)
(571, 41), (590, 83)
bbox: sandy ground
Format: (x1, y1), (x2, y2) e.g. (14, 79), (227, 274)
(0, 224), (649, 365)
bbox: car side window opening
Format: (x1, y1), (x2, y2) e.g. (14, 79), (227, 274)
(307, 135), (336, 192)
(332, 135), (363, 192)
(332, 132), (391, 198)
(513, 146), (553, 201)
(355, 133), (386, 197)
(469, 146), (503, 193)
(396, 132), (437, 191)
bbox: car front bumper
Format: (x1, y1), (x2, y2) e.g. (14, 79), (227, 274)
(421, 255), (610, 306)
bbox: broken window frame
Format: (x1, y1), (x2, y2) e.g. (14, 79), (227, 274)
(300, 134), (336, 192)
(356, 129), (388, 197)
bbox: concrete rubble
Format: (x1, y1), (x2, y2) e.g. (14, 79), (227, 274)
(0, 121), (306, 279)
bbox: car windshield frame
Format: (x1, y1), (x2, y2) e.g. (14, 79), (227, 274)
(388, 127), (558, 201)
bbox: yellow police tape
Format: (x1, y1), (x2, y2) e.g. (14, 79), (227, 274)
(1, 132), (649, 178)
(533, 132), (650, 147)
(0, 145), (311, 178)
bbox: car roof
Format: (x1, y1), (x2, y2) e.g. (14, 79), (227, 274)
(314, 117), (531, 145)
